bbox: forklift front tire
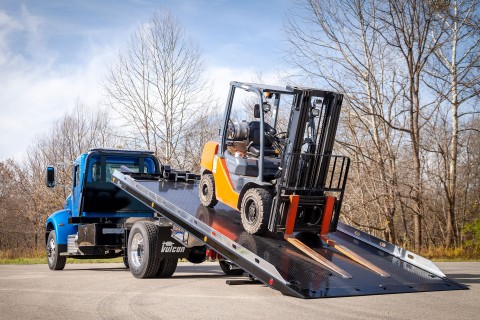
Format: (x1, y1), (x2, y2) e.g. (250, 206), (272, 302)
(199, 173), (218, 207)
(240, 188), (271, 235)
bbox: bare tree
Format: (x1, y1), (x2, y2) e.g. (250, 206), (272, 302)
(377, 0), (446, 251)
(284, 0), (407, 243)
(182, 110), (222, 172)
(425, 0), (480, 247)
(0, 102), (122, 252)
(105, 9), (210, 168)
(283, 0), (480, 253)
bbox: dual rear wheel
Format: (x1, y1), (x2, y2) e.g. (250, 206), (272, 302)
(128, 221), (178, 279)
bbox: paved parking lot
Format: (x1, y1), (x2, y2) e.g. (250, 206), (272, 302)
(0, 262), (478, 320)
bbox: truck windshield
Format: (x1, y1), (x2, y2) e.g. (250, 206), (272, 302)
(87, 156), (157, 182)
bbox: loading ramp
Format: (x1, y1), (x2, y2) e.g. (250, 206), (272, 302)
(112, 171), (467, 298)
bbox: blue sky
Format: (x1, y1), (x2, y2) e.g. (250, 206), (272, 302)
(0, 0), (294, 160)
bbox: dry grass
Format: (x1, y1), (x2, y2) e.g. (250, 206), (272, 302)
(0, 249), (123, 265)
(420, 247), (480, 261)
(0, 248), (45, 259)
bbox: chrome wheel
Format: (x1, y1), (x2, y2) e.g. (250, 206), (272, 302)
(127, 221), (162, 278)
(130, 232), (144, 269)
(47, 238), (55, 264)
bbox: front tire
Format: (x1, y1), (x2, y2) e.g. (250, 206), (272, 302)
(128, 222), (161, 278)
(199, 173), (218, 207)
(46, 230), (66, 270)
(240, 188), (272, 235)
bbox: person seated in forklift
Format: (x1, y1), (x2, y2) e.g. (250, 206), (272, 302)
(226, 100), (282, 160)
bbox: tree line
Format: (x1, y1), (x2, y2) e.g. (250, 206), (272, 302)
(284, 0), (480, 253)
(0, 3), (479, 256)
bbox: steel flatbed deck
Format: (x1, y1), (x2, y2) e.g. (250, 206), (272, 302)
(112, 171), (467, 298)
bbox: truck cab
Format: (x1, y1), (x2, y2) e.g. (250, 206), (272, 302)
(45, 149), (160, 270)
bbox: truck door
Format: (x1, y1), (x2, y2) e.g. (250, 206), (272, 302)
(72, 164), (82, 216)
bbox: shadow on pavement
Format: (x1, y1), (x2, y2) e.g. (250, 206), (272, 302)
(62, 263), (233, 276)
(446, 273), (480, 285)
(64, 267), (128, 272)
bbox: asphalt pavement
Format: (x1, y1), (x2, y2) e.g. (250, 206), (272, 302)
(0, 262), (478, 320)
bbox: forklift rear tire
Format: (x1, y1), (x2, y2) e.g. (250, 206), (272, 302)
(46, 230), (66, 271)
(155, 258), (178, 278)
(128, 222), (162, 278)
(240, 188), (272, 235)
(199, 173), (218, 207)
(219, 260), (244, 276)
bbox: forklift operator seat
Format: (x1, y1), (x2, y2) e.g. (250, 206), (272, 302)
(247, 121), (277, 157)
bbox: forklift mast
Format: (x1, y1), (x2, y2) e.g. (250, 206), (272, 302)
(269, 87), (349, 234)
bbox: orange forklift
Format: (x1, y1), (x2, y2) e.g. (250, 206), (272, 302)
(198, 82), (387, 277)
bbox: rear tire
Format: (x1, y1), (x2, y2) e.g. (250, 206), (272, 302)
(219, 260), (244, 276)
(199, 173), (218, 207)
(46, 230), (66, 271)
(128, 222), (161, 278)
(155, 258), (178, 278)
(240, 188), (272, 235)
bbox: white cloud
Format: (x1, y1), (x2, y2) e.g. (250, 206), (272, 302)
(0, 10), (22, 65)
(0, 2), (297, 161)
(0, 9), (117, 161)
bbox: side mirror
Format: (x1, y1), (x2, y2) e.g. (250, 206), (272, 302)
(254, 104), (260, 119)
(46, 166), (55, 188)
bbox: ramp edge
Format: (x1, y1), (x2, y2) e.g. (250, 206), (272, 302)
(337, 222), (446, 278)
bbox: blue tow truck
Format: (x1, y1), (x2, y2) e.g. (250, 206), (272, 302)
(44, 148), (213, 278)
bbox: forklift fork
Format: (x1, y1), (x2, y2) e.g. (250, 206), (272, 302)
(283, 195), (390, 278)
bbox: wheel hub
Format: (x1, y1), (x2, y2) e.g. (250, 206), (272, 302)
(247, 200), (257, 224)
(130, 233), (145, 268)
(202, 184), (208, 196)
(47, 238), (55, 262)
